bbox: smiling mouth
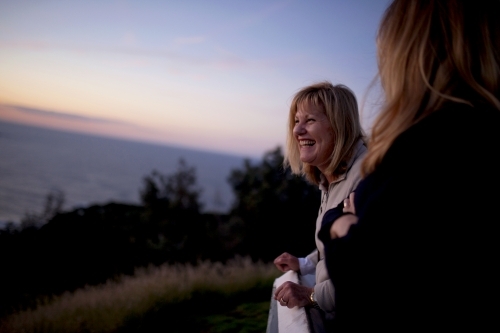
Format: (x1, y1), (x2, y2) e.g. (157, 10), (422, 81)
(299, 140), (315, 147)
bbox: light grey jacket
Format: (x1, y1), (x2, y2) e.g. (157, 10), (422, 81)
(306, 139), (367, 315)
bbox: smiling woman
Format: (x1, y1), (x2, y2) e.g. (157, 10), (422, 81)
(272, 81), (367, 328)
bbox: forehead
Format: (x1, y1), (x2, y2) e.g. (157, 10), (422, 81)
(295, 100), (325, 116)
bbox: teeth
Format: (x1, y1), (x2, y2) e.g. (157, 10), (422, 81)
(300, 140), (315, 146)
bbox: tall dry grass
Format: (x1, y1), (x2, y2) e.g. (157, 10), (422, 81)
(0, 256), (280, 333)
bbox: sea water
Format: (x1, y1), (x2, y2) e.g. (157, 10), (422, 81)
(0, 121), (253, 226)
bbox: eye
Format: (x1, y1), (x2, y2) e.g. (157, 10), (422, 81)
(307, 117), (315, 123)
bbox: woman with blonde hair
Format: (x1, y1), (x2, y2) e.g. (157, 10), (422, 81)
(273, 81), (366, 324)
(319, 0), (500, 331)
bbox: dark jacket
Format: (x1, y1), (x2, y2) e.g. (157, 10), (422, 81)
(319, 103), (500, 332)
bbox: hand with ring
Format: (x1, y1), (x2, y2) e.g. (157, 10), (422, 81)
(274, 281), (314, 308)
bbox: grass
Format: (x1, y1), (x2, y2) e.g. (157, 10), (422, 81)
(202, 301), (272, 333)
(0, 256), (281, 333)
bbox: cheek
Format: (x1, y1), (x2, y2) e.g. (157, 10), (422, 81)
(322, 134), (335, 154)
(320, 145), (333, 160)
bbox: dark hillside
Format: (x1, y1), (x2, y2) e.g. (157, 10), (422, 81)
(0, 147), (320, 317)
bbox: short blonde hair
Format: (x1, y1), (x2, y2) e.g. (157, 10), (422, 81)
(363, 0), (500, 176)
(284, 81), (365, 185)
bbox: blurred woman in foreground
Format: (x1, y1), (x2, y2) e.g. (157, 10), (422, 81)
(319, 0), (500, 331)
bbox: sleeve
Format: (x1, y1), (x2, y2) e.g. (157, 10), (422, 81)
(298, 256), (316, 275)
(305, 249), (319, 266)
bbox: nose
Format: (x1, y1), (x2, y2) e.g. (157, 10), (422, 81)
(293, 122), (305, 136)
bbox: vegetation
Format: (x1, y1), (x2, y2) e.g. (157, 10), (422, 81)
(228, 147), (320, 261)
(0, 256), (280, 333)
(0, 146), (320, 332)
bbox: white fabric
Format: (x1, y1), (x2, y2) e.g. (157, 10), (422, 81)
(274, 270), (310, 333)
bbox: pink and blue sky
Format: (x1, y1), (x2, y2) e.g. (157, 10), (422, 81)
(0, 0), (390, 158)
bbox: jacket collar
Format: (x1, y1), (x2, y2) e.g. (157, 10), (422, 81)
(318, 139), (366, 191)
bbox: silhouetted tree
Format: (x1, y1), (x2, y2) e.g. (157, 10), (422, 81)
(165, 158), (203, 212)
(0, 149), (322, 317)
(140, 158), (203, 213)
(228, 146), (321, 261)
(139, 158), (205, 264)
(20, 189), (65, 229)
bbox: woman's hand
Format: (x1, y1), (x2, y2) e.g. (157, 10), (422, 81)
(342, 191), (356, 214)
(274, 281), (314, 308)
(329, 214), (358, 238)
(330, 192), (358, 238)
(274, 252), (300, 272)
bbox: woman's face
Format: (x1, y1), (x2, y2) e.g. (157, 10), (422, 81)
(293, 101), (335, 175)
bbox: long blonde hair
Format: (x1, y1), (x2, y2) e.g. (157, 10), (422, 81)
(362, 0), (500, 176)
(284, 81), (365, 185)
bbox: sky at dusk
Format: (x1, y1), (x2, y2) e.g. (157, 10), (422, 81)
(0, 0), (390, 158)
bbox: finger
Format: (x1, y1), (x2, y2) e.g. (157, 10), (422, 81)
(274, 286), (283, 298)
(278, 296), (289, 307)
(349, 192), (356, 213)
(349, 192), (355, 201)
(330, 226), (339, 239)
(343, 198), (350, 212)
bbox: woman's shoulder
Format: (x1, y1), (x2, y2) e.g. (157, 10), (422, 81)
(382, 102), (500, 173)
(420, 102), (499, 132)
(346, 139), (367, 170)
(395, 102), (499, 148)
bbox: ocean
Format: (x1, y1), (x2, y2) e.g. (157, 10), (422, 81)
(0, 121), (254, 226)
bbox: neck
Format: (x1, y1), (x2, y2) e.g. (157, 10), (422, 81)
(325, 174), (336, 184)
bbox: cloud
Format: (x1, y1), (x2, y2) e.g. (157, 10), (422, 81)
(0, 103), (268, 158)
(0, 104), (129, 125)
(0, 39), (254, 71)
